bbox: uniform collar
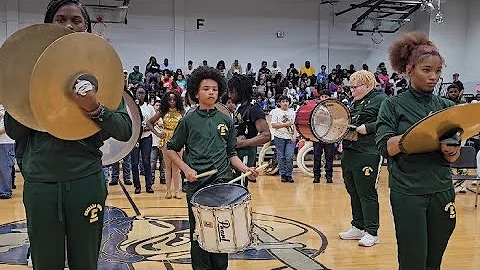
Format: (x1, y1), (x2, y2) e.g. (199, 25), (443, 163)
(408, 85), (433, 102)
(354, 89), (375, 103)
(196, 106), (219, 117)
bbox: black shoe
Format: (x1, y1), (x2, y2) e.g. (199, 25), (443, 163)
(182, 186), (187, 193)
(109, 181), (118, 186)
(160, 179), (166, 184)
(281, 175), (288, 182)
(248, 179), (257, 183)
(313, 178), (320, 183)
(287, 176), (294, 183)
(326, 177), (333, 183)
(12, 184), (16, 189)
(124, 180), (133, 185)
(134, 188), (141, 194)
(146, 187), (154, 193)
(0, 194), (11, 199)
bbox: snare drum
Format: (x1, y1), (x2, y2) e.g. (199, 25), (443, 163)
(191, 183), (254, 253)
(295, 99), (351, 143)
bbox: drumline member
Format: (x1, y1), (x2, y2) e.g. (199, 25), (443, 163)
(376, 32), (459, 269)
(227, 74), (270, 185)
(4, 0), (132, 269)
(313, 89), (336, 184)
(338, 70), (387, 247)
(149, 91), (184, 199)
(270, 95), (297, 183)
(166, 66), (259, 270)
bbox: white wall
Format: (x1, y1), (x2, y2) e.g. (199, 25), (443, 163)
(463, 0), (480, 93)
(0, 0), (433, 77)
(429, 0), (468, 86)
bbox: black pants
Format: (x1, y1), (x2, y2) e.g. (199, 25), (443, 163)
(313, 142), (335, 180)
(391, 188), (456, 269)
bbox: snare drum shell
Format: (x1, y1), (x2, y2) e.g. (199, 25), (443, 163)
(191, 184), (254, 253)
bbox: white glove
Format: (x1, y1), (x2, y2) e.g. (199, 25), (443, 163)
(74, 80), (94, 96)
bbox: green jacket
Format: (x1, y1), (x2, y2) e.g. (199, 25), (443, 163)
(5, 98), (132, 182)
(167, 107), (237, 195)
(376, 88), (455, 195)
(343, 90), (387, 155)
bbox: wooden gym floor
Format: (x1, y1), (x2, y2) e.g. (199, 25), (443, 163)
(1, 167), (480, 269)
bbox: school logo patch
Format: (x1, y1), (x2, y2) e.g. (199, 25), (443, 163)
(362, 166), (374, 176)
(217, 123), (228, 136)
(0, 207), (329, 269)
(84, 204), (103, 223)
(444, 202), (456, 219)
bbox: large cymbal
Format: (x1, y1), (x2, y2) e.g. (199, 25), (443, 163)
(30, 32), (124, 140)
(400, 103), (480, 154)
(0, 24), (73, 130)
(101, 91), (141, 166)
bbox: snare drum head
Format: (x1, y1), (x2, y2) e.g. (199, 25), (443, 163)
(191, 184), (249, 207)
(311, 99), (350, 143)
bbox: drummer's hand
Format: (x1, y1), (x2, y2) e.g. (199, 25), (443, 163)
(244, 167), (259, 180)
(185, 167), (198, 182)
(440, 143), (460, 156)
(356, 124), (367, 135)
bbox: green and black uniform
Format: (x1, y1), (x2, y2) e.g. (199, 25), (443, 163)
(167, 107), (237, 270)
(376, 87), (455, 269)
(5, 100), (132, 270)
(342, 90), (387, 237)
(233, 103), (265, 187)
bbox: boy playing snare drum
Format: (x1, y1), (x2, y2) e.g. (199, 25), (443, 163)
(166, 66), (258, 270)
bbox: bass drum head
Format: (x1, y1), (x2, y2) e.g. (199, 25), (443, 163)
(191, 184), (249, 207)
(311, 99), (350, 143)
(101, 91), (142, 166)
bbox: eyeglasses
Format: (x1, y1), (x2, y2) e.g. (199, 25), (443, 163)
(350, 84), (365, 90)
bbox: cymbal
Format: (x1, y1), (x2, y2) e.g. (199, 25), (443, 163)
(0, 24), (73, 130)
(29, 32), (124, 140)
(101, 91), (141, 166)
(400, 103), (480, 154)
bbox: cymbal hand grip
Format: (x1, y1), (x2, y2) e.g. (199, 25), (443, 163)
(73, 73), (99, 96)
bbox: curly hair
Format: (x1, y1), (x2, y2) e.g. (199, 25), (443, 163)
(44, 0), (92, 33)
(187, 66), (227, 104)
(159, 91), (184, 115)
(349, 70), (376, 90)
(389, 31), (443, 74)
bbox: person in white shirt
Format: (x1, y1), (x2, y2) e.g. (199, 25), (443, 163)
(132, 87), (156, 194)
(270, 95), (297, 183)
(0, 104), (14, 199)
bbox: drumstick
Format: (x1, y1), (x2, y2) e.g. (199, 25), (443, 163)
(228, 163), (270, 184)
(194, 169), (218, 179)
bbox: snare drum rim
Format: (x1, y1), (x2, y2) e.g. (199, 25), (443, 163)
(311, 99), (351, 144)
(190, 183), (252, 210)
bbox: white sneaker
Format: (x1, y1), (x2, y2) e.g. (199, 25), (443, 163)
(27, 255), (32, 268)
(358, 232), (379, 247)
(339, 226), (365, 240)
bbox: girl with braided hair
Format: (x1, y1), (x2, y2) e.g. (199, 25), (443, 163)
(6, 1), (132, 269)
(376, 32), (460, 269)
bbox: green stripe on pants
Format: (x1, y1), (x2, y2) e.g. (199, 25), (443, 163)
(23, 171), (107, 270)
(341, 150), (381, 236)
(390, 188), (456, 270)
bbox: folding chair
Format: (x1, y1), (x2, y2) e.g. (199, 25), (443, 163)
(451, 146), (480, 207)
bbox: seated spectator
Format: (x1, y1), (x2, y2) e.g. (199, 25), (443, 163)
(146, 56), (161, 84)
(128, 65), (143, 91)
(161, 58), (173, 72)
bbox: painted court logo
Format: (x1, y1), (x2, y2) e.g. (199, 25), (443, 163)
(0, 206), (329, 269)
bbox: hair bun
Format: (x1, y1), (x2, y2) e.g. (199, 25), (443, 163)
(388, 31), (440, 74)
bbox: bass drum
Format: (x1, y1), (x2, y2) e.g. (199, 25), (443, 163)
(100, 91), (142, 166)
(295, 99), (350, 144)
